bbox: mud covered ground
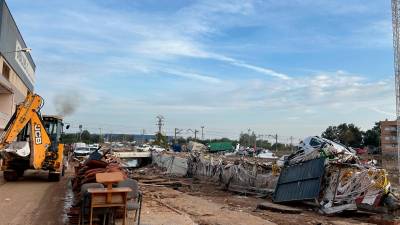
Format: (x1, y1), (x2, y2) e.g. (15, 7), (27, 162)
(0, 170), (67, 225)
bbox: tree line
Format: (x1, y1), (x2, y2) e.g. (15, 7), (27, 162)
(321, 122), (380, 148)
(62, 122), (381, 150)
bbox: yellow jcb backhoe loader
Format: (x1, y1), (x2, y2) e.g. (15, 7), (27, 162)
(0, 93), (68, 181)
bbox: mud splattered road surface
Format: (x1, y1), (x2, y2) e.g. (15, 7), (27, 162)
(0, 170), (67, 225)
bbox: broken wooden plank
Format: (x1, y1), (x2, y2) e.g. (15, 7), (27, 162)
(257, 202), (302, 214)
(140, 178), (169, 183)
(228, 184), (274, 196)
(153, 198), (183, 215)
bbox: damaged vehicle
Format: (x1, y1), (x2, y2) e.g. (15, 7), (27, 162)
(288, 136), (357, 165)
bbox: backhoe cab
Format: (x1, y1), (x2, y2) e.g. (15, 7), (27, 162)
(42, 115), (66, 180)
(0, 93), (66, 181)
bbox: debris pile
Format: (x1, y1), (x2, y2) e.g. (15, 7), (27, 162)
(71, 159), (127, 192)
(289, 136), (358, 165)
(187, 152), (279, 195)
(149, 137), (398, 216)
(321, 164), (390, 213)
(187, 141), (208, 152)
(67, 150), (128, 225)
(280, 136), (393, 214)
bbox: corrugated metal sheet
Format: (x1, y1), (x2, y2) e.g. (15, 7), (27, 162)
(0, 0), (35, 91)
(273, 157), (325, 203)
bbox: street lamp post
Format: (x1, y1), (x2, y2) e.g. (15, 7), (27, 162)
(4, 48), (31, 54)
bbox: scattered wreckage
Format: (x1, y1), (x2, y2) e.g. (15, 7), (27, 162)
(275, 136), (396, 214)
(152, 136), (398, 216)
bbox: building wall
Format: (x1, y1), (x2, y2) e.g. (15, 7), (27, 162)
(0, 0), (35, 132)
(0, 0), (35, 90)
(0, 56), (29, 130)
(380, 120), (397, 156)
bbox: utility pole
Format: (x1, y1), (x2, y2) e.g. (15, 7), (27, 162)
(99, 128), (102, 143)
(141, 129), (146, 144)
(174, 128), (183, 142)
(247, 128), (251, 147)
(392, 0), (400, 184)
(156, 115), (165, 134)
(267, 134), (278, 152)
(254, 133), (257, 149)
(201, 126), (205, 140)
(186, 129), (199, 140)
(290, 136), (294, 153)
(79, 124), (83, 142)
(258, 134), (264, 148)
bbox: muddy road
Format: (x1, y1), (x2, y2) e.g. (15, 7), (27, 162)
(0, 170), (68, 225)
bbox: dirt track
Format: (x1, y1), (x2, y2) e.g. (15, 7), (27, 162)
(0, 170), (67, 225)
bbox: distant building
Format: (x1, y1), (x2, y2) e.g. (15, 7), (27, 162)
(380, 120), (397, 156)
(0, 0), (35, 131)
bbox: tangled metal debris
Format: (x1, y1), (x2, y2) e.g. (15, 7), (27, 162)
(153, 136), (398, 215)
(280, 136), (394, 214)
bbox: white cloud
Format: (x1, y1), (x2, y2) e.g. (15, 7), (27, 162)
(135, 38), (290, 80)
(369, 107), (396, 117)
(162, 69), (222, 84)
(230, 61), (291, 80)
(7, 0), (395, 137)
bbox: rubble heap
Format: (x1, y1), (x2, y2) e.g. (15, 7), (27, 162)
(285, 136), (393, 214)
(187, 152), (279, 195)
(67, 150), (128, 225)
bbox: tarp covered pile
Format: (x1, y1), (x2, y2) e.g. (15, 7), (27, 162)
(286, 136), (393, 214)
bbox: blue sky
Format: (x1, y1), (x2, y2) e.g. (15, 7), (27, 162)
(7, 0), (396, 141)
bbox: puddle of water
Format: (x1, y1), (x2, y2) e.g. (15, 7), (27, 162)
(63, 177), (74, 224)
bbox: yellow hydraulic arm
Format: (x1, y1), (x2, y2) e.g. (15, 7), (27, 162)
(0, 93), (51, 169)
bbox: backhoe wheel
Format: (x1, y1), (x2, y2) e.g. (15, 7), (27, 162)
(16, 169), (24, 177)
(4, 170), (18, 181)
(48, 172), (60, 182)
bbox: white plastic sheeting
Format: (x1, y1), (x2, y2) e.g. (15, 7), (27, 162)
(151, 152), (278, 192)
(187, 152), (278, 191)
(187, 141), (207, 152)
(152, 153), (188, 175)
(5, 141), (30, 157)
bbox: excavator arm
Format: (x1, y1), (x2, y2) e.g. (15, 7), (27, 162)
(29, 112), (51, 169)
(0, 93), (41, 146)
(0, 93), (51, 169)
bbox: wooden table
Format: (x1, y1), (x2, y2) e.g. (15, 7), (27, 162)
(96, 172), (124, 189)
(87, 187), (132, 225)
(96, 172), (125, 203)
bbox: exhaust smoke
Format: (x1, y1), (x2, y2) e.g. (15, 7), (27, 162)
(54, 92), (81, 117)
